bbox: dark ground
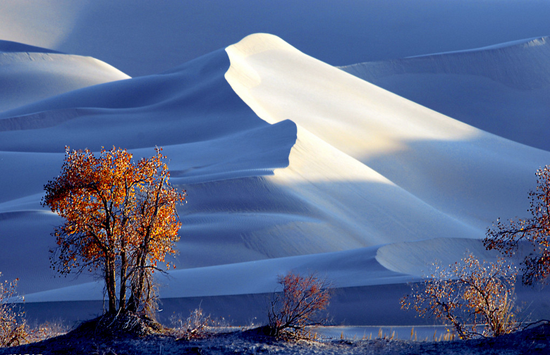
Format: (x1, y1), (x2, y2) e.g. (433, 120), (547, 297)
(1, 319), (549, 355)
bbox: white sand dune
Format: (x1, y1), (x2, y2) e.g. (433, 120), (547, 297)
(0, 41), (130, 112)
(1, 30), (550, 324)
(225, 33), (549, 235)
(340, 36), (550, 151)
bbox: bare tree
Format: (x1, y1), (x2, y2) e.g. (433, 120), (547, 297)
(485, 165), (550, 286)
(401, 253), (518, 339)
(267, 272), (331, 339)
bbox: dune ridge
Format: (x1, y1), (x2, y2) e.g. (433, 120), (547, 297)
(344, 36), (550, 90)
(340, 36), (550, 151)
(0, 51), (129, 112)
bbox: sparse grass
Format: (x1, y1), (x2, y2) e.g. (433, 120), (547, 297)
(69, 312), (167, 339)
(27, 320), (70, 343)
(169, 307), (212, 340)
(0, 280), (70, 347)
(332, 325), (462, 343)
(376, 327), (396, 340)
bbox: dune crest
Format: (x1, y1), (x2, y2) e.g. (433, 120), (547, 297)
(0, 51), (129, 112)
(340, 36), (550, 151)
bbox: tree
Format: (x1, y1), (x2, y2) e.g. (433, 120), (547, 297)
(267, 272), (331, 338)
(42, 147), (185, 316)
(401, 253), (518, 339)
(485, 165), (550, 286)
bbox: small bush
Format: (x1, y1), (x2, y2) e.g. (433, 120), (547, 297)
(0, 274), (28, 347)
(267, 272), (331, 339)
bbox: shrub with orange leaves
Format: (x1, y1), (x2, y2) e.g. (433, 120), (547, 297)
(485, 165), (550, 286)
(401, 253), (518, 339)
(42, 147), (186, 316)
(267, 272), (331, 339)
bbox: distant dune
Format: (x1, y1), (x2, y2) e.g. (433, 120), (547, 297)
(1, 0), (550, 76)
(341, 37), (550, 151)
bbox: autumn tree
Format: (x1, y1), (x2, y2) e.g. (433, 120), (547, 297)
(267, 272), (331, 339)
(485, 165), (550, 286)
(401, 253), (518, 339)
(42, 147), (185, 316)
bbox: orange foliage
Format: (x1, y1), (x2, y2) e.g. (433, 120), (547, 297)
(401, 253), (518, 339)
(267, 273), (331, 338)
(42, 147), (186, 315)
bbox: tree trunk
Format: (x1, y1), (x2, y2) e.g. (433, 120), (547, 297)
(128, 253), (145, 313)
(106, 257), (117, 315)
(119, 247), (128, 313)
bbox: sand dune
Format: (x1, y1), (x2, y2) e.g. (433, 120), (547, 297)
(340, 36), (550, 151)
(225, 33), (549, 234)
(1, 32), (550, 323)
(0, 42), (129, 112)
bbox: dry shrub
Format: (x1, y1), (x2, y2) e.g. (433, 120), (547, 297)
(0, 274), (29, 347)
(267, 272), (331, 339)
(28, 320), (69, 342)
(170, 307), (212, 340)
(401, 253), (518, 339)
(485, 165), (550, 286)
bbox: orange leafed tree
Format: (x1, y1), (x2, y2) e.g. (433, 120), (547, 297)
(42, 147), (186, 316)
(267, 273), (331, 338)
(401, 254), (518, 339)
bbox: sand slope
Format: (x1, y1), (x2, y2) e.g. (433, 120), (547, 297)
(226, 33), (548, 235)
(0, 40), (129, 112)
(341, 37), (550, 151)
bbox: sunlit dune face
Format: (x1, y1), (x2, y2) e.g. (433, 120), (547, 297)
(226, 33), (480, 163)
